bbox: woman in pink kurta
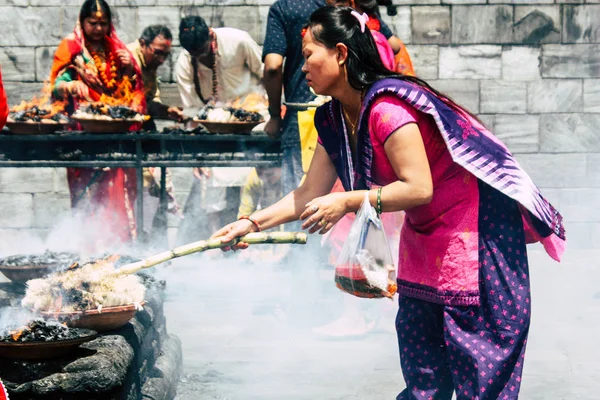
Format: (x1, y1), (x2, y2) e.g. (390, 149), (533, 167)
(367, 95), (481, 303)
(212, 7), (565, 399)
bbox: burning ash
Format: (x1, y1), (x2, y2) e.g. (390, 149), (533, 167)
(198, 91), (267, 122)
(73, 103), (147, 122)
(72, 76), (148, 121)
(197, 106), (262, 123)
(8, 84), (69, 123)
(22, 255), (145, 313)
(0, 318), (89, 342)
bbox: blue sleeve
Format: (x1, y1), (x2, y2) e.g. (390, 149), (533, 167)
(379, 19), (394, 39)
(262, 2), (288, 60)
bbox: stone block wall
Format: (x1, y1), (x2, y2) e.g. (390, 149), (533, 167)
(0, 1), (598, 250)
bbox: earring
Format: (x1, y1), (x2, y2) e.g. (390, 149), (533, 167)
(339, 60), (344, 65)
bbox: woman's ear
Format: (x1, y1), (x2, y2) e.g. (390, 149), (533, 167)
(336, 43), (349, 66)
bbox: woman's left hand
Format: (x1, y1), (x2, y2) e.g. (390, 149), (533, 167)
(301, 192), (348, 234)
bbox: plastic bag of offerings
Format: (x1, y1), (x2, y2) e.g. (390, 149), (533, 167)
(334, 192), (396, 299)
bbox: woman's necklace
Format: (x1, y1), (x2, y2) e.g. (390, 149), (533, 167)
(342, 92), (365, 162)
(342, 106), (359, 136)
(90, 49), (118, 90)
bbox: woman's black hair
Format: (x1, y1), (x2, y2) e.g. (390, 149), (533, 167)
(306, 6), (479, 120)
(79, 0), (112, 28)
(179, 15), (210, 54)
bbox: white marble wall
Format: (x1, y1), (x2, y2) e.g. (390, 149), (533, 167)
(0, 1), (599, 249)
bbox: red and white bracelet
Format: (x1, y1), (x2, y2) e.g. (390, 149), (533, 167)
(238, 215), (261, 232)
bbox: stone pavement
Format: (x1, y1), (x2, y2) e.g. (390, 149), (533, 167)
(160, 248), (600, 400)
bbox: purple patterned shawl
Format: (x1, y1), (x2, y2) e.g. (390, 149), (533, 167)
(316, 78), (565, 260)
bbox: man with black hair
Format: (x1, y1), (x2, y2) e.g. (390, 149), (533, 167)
(128, 25), (184, 244)
(174, 15), (263, 243)
(175, 15), (263, 110)
(127, 24), (184, 125)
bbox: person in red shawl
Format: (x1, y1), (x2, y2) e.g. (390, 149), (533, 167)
(0, 67), (8, 130)
(50, 0), (145, 249)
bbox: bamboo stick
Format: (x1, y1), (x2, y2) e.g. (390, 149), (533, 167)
(116, 231), (307, 276)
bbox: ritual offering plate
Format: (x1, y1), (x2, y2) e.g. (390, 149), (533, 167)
(193, 105), (264, 134)
(0, 251), (78, 284)
(0, 319), (97, 360)
(40, 302), (145, 332)
(6, 101), (70, 135)
(5, 120), (67, 135)
(72, 104), (148, 133)
(72, 118), (142, 133)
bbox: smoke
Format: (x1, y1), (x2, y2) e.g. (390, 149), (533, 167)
(153, 231), (400, 399)
(0, 307), (38, 337)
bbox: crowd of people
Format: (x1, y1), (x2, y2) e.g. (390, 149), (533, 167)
(0, 0), (567, 397)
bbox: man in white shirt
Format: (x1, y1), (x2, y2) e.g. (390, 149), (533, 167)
(175, 16), (264, 111)
(174, 16), (264, 241)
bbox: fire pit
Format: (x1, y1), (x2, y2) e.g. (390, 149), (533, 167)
(0, 275), (182, 399)
(21, 254), (145, 312)
(0, 319), (97, 360)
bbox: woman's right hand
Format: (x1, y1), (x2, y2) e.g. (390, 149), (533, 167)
(66, 81), (91, 100)
(80, 69), (104, 92)
(210, 219), (257, 251)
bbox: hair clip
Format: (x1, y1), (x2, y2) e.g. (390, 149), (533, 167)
(350, 10), (369, 33)
(301, 27), (308, 38)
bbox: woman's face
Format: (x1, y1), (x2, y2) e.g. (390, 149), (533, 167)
(301, 28), (345, 96)
(82, 15), (110, 43)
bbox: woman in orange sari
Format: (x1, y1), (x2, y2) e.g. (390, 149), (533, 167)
(50, 0), (145, 249)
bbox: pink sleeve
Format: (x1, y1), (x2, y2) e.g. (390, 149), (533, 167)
(368, 95), (419, 144)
